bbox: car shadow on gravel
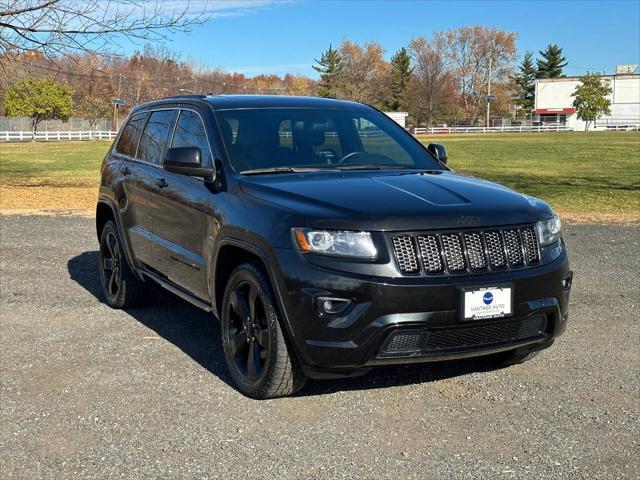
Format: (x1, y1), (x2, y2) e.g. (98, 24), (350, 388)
(68, 251), (502, 398)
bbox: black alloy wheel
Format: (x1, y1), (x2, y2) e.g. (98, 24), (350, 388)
(221, 263), (306, 399)
(100, 229), (122, 299)
(227, 280), (271, 381)
(98, 220), (150, 309)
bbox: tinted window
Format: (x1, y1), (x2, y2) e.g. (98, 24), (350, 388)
(171, 110), (212, 166)
(137, 110), (177, 164)
(353, 117), (413, 165)
(278, 118), (343, 164)
(214, 108), (440, 172)
(114, 112), (147, 156)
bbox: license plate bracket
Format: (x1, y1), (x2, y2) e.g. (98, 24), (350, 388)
(460, 284), (513, 321)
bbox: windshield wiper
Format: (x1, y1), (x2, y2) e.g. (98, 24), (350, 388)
(240, 166), (340, 175)
(335, 165), (445, 173)
(333, 164), (385, 170)
(241, 167), (295, 175)
(334, 164), (428, 171)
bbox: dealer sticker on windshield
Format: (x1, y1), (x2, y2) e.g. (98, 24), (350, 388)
(462, 286), (512, 320)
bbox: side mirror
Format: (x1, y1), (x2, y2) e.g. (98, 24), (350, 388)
(427, 143), (448, 165)
(164, 146), (214, 181)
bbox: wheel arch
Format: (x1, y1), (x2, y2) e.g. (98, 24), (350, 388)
(96, 197), (141, 279)
(212, 238), (299, 352)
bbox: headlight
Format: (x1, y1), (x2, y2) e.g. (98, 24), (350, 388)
(293, 228), (377, 259)
(536, 215), (562, 246)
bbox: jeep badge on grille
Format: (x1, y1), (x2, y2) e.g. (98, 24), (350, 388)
(457, 215), (481, 225)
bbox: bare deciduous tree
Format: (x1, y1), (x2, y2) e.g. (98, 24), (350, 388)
(0, 0), (212, 59)
(407, 37), (456, 127)
(434, 25), (517, 121)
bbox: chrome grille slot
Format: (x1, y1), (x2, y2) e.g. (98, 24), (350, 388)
(416, 235), (444, 273)
(504, 229), (524, 266)
(391, 235), (419, 274)
(485, 231), (507, 269)
(463, 232), (487, 270)
(521, 227), (540, 264)
(441, 234), (466, 272)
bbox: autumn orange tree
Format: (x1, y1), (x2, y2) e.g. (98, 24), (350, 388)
(337, 40), (390, 108)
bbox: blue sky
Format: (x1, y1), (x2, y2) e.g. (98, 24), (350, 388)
(127, 0), (640, 78)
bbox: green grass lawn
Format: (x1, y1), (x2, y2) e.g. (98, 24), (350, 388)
(1, 132), (638, 220)
(0, 140), (110, 187)
(418, 132), (640, 220)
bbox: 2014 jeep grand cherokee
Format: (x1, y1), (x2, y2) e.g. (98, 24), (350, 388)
(97, 95), (572, 399)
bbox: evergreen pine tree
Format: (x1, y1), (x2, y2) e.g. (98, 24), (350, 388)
(536, 44), (568, 78)
(515, 51), (537, 113)
(313, 45), (343, 98)
(385, 47), (413, 111)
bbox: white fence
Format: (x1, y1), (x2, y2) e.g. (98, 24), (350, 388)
(0, 130), (117, 142)
(412, 125), (574, 135)
(0, 116), (112, 132)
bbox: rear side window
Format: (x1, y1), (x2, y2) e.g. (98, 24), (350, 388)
(137, 110), (177, 164)
(114, 112), (147, 157)
(171, 110), (212, 166)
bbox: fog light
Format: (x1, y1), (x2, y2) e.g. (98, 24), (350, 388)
(562, 272), (573, 293)
(317, 297), (352, 316)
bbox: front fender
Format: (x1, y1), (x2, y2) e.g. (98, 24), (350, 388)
(210, 233), (302, 355)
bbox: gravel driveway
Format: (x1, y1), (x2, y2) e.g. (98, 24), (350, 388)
(1, 215), (638, 479)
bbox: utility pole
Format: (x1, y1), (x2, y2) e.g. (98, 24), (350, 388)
(486, 57), (492, 128)
(114, 74), (122, 131)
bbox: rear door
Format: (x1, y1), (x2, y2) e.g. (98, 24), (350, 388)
(127, 109), (178, 271)
(150, 108), (214, 299)
(112, 111), (156, 267)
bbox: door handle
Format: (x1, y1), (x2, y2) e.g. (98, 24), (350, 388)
(119, 165), (131, 175)
(155, 178), (169, 188)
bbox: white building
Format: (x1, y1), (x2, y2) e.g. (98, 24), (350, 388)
(534, 68), (640, 131)
(384, 111), (409, 128)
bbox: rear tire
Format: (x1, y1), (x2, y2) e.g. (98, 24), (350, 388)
(221, 262), (307, 399)
(98, 220), (150, 309)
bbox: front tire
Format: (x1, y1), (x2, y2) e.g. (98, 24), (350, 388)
(221, 262), (306, 399)
(98, 220), (150, 309)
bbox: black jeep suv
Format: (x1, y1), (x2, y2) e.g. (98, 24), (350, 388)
(97, 95), (572, 398)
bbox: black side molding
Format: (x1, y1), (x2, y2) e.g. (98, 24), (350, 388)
(140, 267), (213, 313)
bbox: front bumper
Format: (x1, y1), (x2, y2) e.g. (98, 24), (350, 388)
(273, 246), (571, 379)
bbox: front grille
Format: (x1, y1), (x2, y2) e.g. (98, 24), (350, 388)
(392, 225), (540, 276)
(504, 229), (524, 266)
(391, 236), (419, 274)
(521, 228), (540, 264)
(441, 234), (466, 272)
(463, 232), (487, 270)
(485, 231), (507, 269)
(417, 235), (444, 273)
(378, 315), (547, 357)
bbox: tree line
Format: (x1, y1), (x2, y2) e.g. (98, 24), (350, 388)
(2, 23), (611, 134)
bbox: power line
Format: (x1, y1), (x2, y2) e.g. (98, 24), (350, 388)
(3, 57), (297, 92)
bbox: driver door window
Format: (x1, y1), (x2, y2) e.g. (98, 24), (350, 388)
(171, 110), (212, 167)
(137, 110), (177, 164)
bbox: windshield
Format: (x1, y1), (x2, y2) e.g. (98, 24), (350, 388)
(214, 108), (442, 173)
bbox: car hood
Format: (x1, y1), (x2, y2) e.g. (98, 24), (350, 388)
(239, 170), (553, 231)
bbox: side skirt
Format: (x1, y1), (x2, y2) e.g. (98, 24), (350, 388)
(140, 267), (213, 313)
